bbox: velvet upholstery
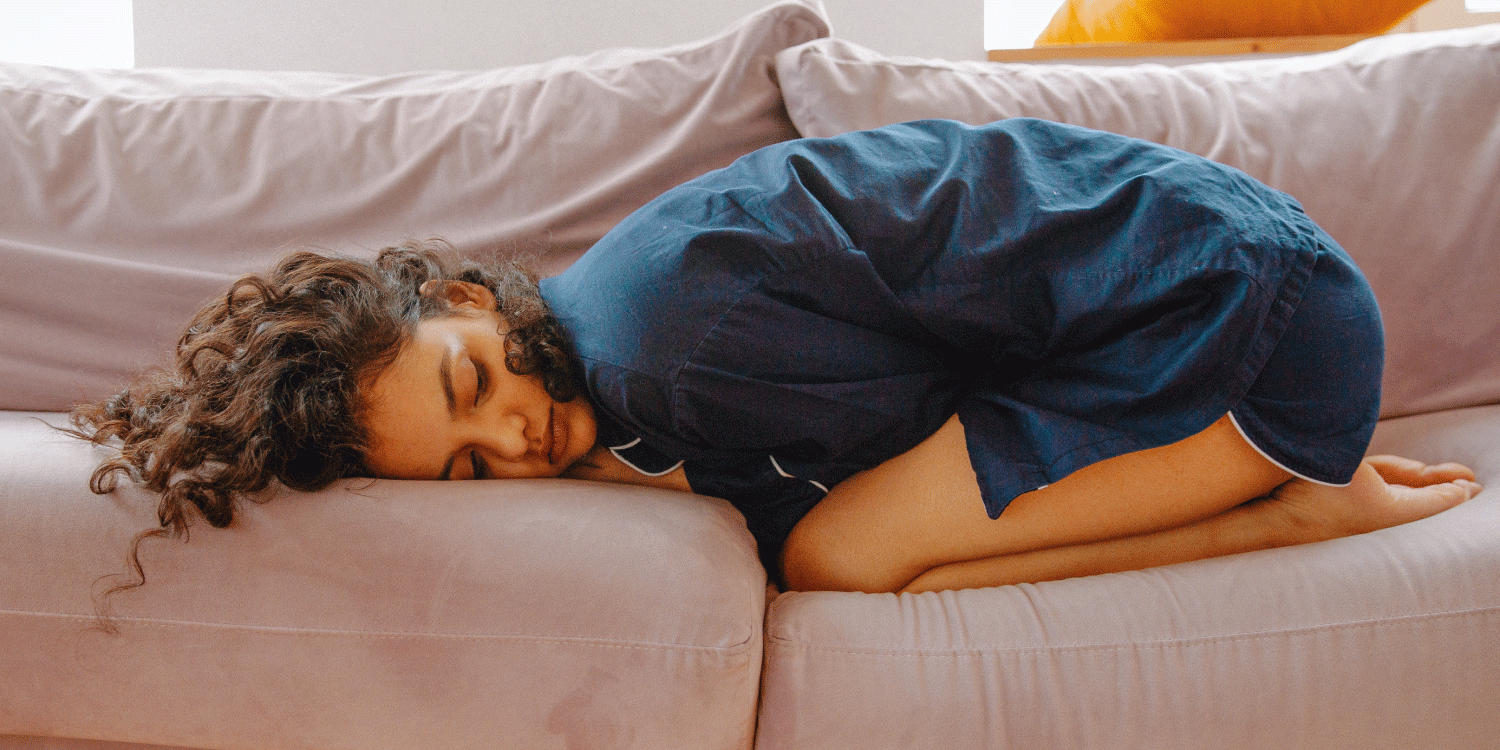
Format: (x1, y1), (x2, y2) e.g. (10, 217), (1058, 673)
(2, 5), (1497, 748)
(0, 411), (766, 749)
(0, 0), (828, 412)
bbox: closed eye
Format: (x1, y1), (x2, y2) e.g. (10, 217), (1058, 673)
(474, 360), (489, 408)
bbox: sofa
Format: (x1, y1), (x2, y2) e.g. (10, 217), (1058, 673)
(2, 2), (1497, 748)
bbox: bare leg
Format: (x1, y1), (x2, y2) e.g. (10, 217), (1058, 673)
(899, 457), (1479, 593)
(1268, 454), (1478, 540)
(780, 414), (1479, 593)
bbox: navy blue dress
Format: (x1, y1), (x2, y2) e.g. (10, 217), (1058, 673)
(539, 118), (1383, 573)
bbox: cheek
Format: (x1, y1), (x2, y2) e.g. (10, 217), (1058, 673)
(364, 422), (437, 478)
(361, 398), (447, 478)
(567, 400), (599, 455)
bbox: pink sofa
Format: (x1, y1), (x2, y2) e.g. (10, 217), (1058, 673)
(3, 3), (1497, 748)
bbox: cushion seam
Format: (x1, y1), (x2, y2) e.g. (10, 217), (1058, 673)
(0, 608), (759, 653)
(765, 603), (1500, 655)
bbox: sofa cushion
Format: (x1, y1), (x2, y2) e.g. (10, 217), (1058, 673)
(0, 0), (828, 412)
(0, 411), (767, 750)
(0, 738), (175, 749)
(757, 404), (1500, 750)
(775, 25), (1500, 418)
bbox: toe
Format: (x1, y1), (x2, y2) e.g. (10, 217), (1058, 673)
(1425, 462), (1478, 484)
(1383, 480), (1477, 526)
(1366, 455), (1477, 487)
(1365, 455), (1429, 485)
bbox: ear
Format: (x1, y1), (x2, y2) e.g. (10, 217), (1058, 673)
(419, 279), (498, 312)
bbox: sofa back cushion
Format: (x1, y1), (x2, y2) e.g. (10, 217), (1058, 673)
(776, 26), (1500, 418)
(0, 0), (828, 411)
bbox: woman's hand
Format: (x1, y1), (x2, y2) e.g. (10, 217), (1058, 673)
(561, 444), (694, 493)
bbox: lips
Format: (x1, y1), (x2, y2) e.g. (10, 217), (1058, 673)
(547, 403), (564, 465)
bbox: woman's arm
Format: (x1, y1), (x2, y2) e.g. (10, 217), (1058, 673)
(561, 444), (694, 493)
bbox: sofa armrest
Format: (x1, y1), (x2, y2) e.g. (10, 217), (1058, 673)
(0, 411), (766, 750)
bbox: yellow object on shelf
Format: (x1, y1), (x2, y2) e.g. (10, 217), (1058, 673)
(989, 33), (1373, 62)
(1035, 0), (1430, 45)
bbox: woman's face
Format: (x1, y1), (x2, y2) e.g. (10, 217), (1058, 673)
(361, 306), (597, 481)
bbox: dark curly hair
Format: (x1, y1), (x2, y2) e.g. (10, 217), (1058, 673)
(68, 239), (584, 611)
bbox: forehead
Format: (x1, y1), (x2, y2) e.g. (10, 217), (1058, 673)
(360, 321), (456, 476)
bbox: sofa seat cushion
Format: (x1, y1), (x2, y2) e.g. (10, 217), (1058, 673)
(775, 25), (1500, 418)
(0, 0), (828, 412)
(0, 412), (767, 750)
(757, 404), (1500, 750)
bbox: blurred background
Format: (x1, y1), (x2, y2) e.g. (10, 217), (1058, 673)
(1, 0), (1498, 73)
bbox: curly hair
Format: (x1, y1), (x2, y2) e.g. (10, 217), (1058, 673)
(68, 239), (584, 609)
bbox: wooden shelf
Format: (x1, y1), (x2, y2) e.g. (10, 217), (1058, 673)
(988, 33), (1374, 62)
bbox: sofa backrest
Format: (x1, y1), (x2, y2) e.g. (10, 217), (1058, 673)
(0, 0), (828, 412)
(776, 26), (1500, 418)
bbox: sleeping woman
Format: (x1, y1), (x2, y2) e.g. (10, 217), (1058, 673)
(72, 118), (1480, 593)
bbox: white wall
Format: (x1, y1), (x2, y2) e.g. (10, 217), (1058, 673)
(1404, 0), (1500, 30)
(128, 0), (1499, 73)
(132, 0), (984, 73)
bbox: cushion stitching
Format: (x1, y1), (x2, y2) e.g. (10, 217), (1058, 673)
(0, 608), (760, 653)
(765, 604), (1500, 655)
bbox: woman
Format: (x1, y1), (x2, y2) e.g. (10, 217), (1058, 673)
(75, 118), (1479, 594)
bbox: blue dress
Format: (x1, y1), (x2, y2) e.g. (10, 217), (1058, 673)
(539, 118), (1382, 573)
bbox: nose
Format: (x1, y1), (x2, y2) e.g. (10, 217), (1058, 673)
(486, 410), (533, 462)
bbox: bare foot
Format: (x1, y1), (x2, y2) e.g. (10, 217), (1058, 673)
(1365, 454), (1478, 488)
(1261, 456), (1481, 545)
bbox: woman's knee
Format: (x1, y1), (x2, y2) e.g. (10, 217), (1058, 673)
(779, 516), (915, 593)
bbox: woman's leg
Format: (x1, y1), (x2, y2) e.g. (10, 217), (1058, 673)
(779, 415), (1478, 593)
(899, 456), (1478, 592)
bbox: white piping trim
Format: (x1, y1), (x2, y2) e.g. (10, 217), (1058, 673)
(768, 454), (795, 479)
(608, 439), (684, 478)
(1226, 412), (1349, 488)
(769, 455), (829, 495)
